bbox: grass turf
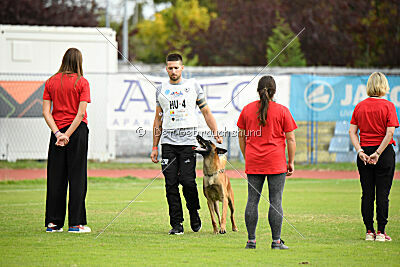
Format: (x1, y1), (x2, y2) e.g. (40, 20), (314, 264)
(0, 177), (399, 266)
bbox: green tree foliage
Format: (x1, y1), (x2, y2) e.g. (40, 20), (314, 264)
(154, 0), (217, 13)
(266, 13), (306, 66)
(354, 0), (400, 67)
(195, 0), (398, 67)
(190, 0), (281, 66)
(131, 0), (215, 65)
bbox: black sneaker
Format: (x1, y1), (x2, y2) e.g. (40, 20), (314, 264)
(271, 239), (289, 249)
(189, 210), (202, 232)
(245, 240), (256, 249)
(168, 224), (184, 235)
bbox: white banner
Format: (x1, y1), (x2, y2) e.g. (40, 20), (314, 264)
(107, 74), (291, 131)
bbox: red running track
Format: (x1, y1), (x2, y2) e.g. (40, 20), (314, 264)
(1, 168), (399, 181)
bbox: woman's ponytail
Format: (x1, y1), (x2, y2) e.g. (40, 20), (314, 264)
(257, 76), (276, 126)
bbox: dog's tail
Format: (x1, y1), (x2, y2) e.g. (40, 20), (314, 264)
(219, 154), (227, 169)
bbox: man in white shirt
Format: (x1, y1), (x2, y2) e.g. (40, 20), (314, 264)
(150, 53), (222, 235)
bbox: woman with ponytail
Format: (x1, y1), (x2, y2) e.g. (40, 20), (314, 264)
(237, 75), (297, 249)
(42, 48), (91, 233)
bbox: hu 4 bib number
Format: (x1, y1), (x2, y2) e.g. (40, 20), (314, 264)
(170, 99), (186, 109)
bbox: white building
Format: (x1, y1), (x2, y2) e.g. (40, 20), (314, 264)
(0, 25), (118, 161)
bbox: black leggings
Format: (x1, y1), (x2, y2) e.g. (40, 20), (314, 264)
(245, 173), (286, 241)
(357, 145), (395, 233)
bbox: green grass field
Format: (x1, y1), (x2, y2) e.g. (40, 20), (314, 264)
(1, 177), (399, 266)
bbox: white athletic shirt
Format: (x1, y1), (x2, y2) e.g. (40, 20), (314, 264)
(156, 78), (205, 145)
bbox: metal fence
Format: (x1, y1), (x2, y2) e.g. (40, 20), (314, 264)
(0, 72), (114, 162)
(1, 66), (399, 163)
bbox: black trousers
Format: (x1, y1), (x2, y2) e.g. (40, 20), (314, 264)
(357, 145), (395, 233)
(45, 122), (89, 228)
(161, 144), (200, 227)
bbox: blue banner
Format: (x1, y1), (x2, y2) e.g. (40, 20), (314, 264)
(290, 74), (400, 121)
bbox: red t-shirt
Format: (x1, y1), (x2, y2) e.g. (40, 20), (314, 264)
(43, 73), (91, 129)
(350, 97), (399, 147)
(237, 101), (297, 174)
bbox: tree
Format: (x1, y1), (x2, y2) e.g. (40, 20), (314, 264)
(145, 0), (400, 67)
(0, 0), (101, 27)
(354, 0), (400, 67)
(131, 0), (215, 65)
(266, 13), (306, 66)
(278, 0), (399, 67)
(190, 0), (281, 66)
(153, 0), (217, 13)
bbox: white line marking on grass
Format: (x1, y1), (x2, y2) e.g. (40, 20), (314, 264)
(0, 188), (46, 193)
(0, 202), (42, 207)
(0, 200), (149, 207)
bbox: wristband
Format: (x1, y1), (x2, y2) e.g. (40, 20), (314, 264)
(152, 146), (158, 151)
(356, 148), (364, 155)
(54, 130), (60, 136)
(376, 151), (381, 156)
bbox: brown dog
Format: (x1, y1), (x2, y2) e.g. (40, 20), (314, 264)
(195, 135), (238, 234)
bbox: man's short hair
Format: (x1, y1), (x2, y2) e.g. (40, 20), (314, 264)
(366, 72), (390, 97)
(166, 53), (183, 63)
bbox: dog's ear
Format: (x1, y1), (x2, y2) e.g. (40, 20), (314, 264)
(216, 147), (227, 154)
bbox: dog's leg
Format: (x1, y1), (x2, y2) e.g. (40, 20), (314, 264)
(214, 201), (221, 228)
(219, 196), (228, 234)
(227, 180), (238, 232)
(207, 199), (218, 234)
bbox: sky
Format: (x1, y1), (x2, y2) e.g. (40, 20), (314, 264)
(95, 0), (171, 22)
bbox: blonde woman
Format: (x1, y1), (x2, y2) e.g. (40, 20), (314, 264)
(42, 48), (91, 233)
(349, 72), (399, 242)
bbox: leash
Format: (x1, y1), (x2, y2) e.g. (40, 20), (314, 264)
(226, 159), (305, 239)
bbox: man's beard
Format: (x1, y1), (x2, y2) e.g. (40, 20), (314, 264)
(170, 74), (180, 81)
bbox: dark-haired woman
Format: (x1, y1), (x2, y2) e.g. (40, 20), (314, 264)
(237, 75), (297, 249)
(42, 48), (91, 233)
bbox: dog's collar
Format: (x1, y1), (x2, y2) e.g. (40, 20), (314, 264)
(204, 169), (225, 177)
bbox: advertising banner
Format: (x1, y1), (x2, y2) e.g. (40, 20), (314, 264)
(0, 80), (45, 118)
(107, 74), (291, 132)
(290, 74), (400, 121)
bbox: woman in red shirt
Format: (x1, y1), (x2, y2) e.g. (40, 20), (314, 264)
(349, 72), (398, 242)
(237, 75), (297, 249)
(42, 48), (91, 233)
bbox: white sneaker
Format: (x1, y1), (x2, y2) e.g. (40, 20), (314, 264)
(46, 223), (63, 233)
(384, 233), (392, 242)
(68, 225), (91, 233)
(365, 230), (375, 241)
(375, 231), (385, 242)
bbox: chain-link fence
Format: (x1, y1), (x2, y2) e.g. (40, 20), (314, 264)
(0, 72), (114, 162)
(1, 67), (400, 163)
